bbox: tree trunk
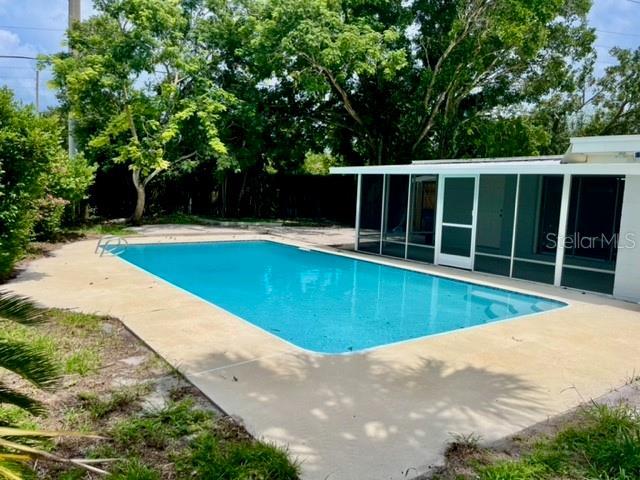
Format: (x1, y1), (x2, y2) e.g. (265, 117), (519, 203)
(131, 169), (146, 225)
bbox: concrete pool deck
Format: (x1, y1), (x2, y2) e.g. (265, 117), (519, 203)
(6, 225), (640, 480)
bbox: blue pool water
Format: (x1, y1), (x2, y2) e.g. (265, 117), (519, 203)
(115, 241), (565, 354)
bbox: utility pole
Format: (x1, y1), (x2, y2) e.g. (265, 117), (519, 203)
(0, 55), (39, 113)
(68, 0), (81, 158)
(35, 68), (39, 113)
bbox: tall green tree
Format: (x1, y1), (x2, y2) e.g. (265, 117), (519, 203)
(50, 0), (230, 223)
(580, 46), (640, 136)
(247, 0), (595, 164)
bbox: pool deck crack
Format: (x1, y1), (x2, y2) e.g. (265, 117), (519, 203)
(190, 351), (297, 376)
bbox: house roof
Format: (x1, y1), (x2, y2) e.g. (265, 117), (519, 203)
(330, 135), (640, 176)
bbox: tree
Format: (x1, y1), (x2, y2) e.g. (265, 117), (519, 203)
(247, 0), (595, 164)
(0, 89), (92, 279)
(580, 46), (640, 136)
(50, 0), (230, 223)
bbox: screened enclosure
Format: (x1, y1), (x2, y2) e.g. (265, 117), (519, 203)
(354, 172), (625, 295)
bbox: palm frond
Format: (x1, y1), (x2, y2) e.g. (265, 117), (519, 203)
(0, 429), (108, 477)
(0, 340), (60, 389)
(0, 293), (43, 326)
(0, 385), (45, 416)
(0, 427), (102, 440)
(0, 455), (29, 463)
(0, 462), (24, 480)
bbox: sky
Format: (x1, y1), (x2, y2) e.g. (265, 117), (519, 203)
(0, 0), (639, 111)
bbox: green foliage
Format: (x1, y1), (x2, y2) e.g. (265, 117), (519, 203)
(77, 385), (149, 420)
(302, 151), (342, 175)
(246, 0), (594, 163)
(51, 310), (101, 333)
(477, 405), (640, 480)
(177, 433), (299, 480)
(64, 349), (101, 376)
(49, 0), (230, 222)
(0, 295), (103, 480)
(107, 458), (161, 480)
(0, 293), (60, 415)
(112, 399), (214, 451)
(579, 47), (640, 136)
(0, 406), (36, 430)
(0, 89), (94, 273)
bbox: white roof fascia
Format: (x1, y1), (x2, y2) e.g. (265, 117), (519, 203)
(411, 155), (563, 165)
(330, 161), (640, 176)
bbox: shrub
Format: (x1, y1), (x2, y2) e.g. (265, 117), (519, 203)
(33, 194), (69, 242)
(0, 89), (95, 278)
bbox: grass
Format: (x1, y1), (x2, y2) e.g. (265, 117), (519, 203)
(0, 405), (37, 429)
(51, 310), (102, 332)
(106, 458), (161, 480)
(0, 307), (300, 479)
(146, 212), (211, 225)
(78, 385), (150, 420)
(64, 349), (101, 376)
(111, 399), (214, 450)
(177, 433), (299, 480)
(439, 404), (640, 480)
(73, 223), (136, 237)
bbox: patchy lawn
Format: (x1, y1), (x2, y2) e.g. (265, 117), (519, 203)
(431, 395), (640, 480)
(0, 309), (299, 479)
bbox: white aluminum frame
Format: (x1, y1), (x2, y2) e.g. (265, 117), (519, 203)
(404, 174), (412, 259)
(435, 174), (479, 270)
(379, 174), (387, 254)
(554, 174), (572, 286)
(354, 174), (362, 250)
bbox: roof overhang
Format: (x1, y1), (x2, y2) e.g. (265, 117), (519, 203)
(330, 135), (640, 176)
(330, 160), (640, 176)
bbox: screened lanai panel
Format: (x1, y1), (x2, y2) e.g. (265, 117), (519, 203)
(382, 175), (410, 258)
(474, 175), (517, 276)
(358, 175), (383, 253)
(512, 175), (563, 284)
(561, 175), (624, 294)
(407, 175), (437, 263)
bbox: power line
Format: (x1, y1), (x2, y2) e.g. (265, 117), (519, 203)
(0, 55), (40, 111)
(626, 0), (640, 5)
(0, 24), (64, 32)
(596, 29), (640, 38)
(0, 66), (37, 70)
(0, 55), (37, 61)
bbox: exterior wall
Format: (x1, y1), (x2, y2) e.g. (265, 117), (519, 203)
(613, 175), (640, 302)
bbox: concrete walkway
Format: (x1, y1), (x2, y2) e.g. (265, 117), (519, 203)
(7, 225), (640, 480)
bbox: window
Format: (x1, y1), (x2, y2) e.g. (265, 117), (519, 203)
(561, 176), (624, 294)
(407, 175), (437, 263)
(474, 175), (517, 276)
(512, 175), (563, 284)
(357, 175), (384, 253)
(382, 175), (410, 258)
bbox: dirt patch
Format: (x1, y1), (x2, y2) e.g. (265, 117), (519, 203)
(1, 308), (296, 479)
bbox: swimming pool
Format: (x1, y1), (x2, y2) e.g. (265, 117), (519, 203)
(115, 241), (566, 354)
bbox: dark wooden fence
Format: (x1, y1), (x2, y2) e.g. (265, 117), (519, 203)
(92, 165), (356, 225)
